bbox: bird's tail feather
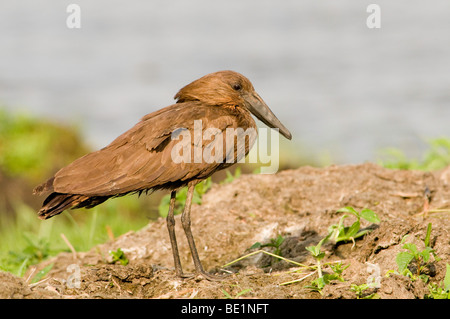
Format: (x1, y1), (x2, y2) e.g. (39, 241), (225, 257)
(37, 192), (109, 219)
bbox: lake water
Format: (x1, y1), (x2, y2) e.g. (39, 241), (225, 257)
(1, 0), (449, 164)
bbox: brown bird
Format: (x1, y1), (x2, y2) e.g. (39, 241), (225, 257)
(33, 70), (292, 280)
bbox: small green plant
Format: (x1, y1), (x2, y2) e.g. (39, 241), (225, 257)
(329, 262), (349, 280)
(350, 283), (379, 299)
(158, 177), (212, 217)
(249, 235), (286, 266)
(395, 223), (439, 281)
(109, 248), (129, 266)
(305, 231), (349, 293)
(305, 235), (328, 281)
(305, 260), (349, 294)
(305, 207), (379, 293)
(329, 207), (380, 245)
(427, 283), (450, 299)
(250, 234), (285, 257)
(426, 263), (450, 299)
(221, 287), (252, 299)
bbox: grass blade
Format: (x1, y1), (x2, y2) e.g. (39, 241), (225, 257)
(424, 223), (432, 248)
(31, 263), (54, 284)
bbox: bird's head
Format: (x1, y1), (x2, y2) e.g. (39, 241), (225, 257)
(174, 70), (292, 140)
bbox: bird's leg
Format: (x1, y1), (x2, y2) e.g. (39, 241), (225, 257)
(181, 182), (226, 281)
(166, 190), (191, 278)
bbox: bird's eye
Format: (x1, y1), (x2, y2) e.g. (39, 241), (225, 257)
(232, 83), (242, 91)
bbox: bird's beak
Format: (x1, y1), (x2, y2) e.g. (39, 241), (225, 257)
(244, 92), (292, 140)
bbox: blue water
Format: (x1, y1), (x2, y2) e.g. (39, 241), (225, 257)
(1, 0), (449, 164)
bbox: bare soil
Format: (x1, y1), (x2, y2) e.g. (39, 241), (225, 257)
(1, 163), (449, 299)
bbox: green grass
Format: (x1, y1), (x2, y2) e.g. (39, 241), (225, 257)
(0, 108), (151, 276)
(0, 196), (149, 276)
(378, 137), (450, 171)
(0, 108), (90, 183)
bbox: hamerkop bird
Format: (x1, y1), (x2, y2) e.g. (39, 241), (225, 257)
(34, 70), (292, 280)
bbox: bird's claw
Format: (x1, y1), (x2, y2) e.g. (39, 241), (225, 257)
(177, 270), (229, 281)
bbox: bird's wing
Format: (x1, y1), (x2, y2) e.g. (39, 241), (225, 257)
(49, 102), (252, 196)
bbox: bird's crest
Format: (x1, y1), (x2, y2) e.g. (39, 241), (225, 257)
(174, 70), (254, 107)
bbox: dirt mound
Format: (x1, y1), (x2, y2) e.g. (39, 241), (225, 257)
(2, 163), (449, 299)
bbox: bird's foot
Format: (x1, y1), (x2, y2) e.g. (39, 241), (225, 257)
(195, 268), (231, 281)
(176, 270), (229, 281)
(178, 272), (195, 279)
(199, 271), (229, 281)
